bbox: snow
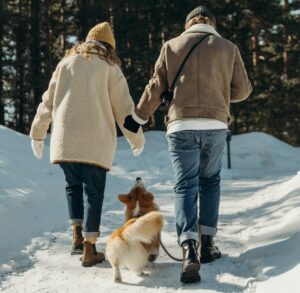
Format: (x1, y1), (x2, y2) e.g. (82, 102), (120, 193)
(0, 125), (300, 292)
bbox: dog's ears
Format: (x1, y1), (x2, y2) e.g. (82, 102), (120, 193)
(118, 194), (130, 203)
(143, 192), (154, 202)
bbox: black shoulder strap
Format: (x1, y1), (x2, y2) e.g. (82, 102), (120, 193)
(170, 33), (212, 90)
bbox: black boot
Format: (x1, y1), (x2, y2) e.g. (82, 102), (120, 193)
(180, 240), (201, 284)
(200, 235), (221, 264)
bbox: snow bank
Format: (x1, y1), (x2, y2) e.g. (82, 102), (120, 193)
(0, 125), (66, 272)
(220, 172), (300, 292)
(1, 127), (300, 292)
(229, 132), (300, 174)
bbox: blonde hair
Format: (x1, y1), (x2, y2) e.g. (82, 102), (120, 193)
(185, 15), (216, 30)
(64, 42), (121, 66)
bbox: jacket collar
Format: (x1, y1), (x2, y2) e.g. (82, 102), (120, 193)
(182, 24), (221, 37)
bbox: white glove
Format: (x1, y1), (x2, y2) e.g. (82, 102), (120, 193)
(133, 146), (144, 157)
(31, 139), (44, 160)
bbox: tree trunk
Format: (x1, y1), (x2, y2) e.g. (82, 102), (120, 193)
(283, 0), (290, 82)
(30, 0), (41, 115)
(78, 0), (90, 40)
(16, 0), (25, 132)
(60, 0), (66, 54)
(0, 6), (4, 125)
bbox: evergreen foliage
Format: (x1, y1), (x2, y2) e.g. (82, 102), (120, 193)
(1, 0), (299, 145)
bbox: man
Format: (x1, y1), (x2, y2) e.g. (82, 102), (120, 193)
(124, 6), (252, 283)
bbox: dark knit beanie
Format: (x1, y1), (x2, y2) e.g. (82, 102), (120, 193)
(185, 6), (216, 27)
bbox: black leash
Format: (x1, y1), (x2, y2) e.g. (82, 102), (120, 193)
(158, 234), (200, 262)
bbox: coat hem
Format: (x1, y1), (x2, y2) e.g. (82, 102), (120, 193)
(165, 107), (231, 125)
(52, 159), (110, 171)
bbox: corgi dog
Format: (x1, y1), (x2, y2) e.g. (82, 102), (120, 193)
(106, 178), (164, 283)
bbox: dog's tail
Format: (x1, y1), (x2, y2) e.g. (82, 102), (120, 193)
(124, 211), (164, 244)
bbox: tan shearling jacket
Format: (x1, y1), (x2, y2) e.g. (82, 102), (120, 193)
(135, 25), (252, 125)
(30, 52), (144, 170)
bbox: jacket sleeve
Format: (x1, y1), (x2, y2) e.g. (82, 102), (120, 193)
(135, 44), (168, 121)
(230, 47), (252, 103)
(30, 64), (60, 140)
(108, 65), (145, 151)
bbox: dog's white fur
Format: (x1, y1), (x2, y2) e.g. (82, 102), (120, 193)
(106, 211), (163, 282)
(106, 179), (163, 282)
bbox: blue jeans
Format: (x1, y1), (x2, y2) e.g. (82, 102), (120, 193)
(167, 129), (226, 245)
(59, 163), (107, 238)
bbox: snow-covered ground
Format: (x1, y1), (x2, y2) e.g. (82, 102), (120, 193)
(0, 125), (300, 293)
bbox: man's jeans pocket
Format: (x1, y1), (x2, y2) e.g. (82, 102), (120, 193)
(167, 130), (194, 151)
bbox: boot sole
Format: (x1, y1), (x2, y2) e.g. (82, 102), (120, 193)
(81, 259), (104, 267)
(180, 262), (201, 284)
(71, 250), (83, 255)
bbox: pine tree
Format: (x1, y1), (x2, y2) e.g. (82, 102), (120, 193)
(0, 0), (299, 145)
(0, 0), (5, 125)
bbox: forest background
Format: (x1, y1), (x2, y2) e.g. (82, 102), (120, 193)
(0, 0), (299, 145)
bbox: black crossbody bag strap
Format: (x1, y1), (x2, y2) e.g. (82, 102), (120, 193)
(161, 33), (212, 106)
(171, 33), (212, 88)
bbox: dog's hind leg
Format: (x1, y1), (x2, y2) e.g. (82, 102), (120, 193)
(148, 234), (160, 262)
(113, 263), (122, 283)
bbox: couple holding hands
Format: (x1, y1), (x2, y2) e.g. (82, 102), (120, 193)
(30, 6), (251, 283)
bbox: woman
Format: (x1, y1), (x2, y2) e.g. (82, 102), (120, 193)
(30, 22), (144, 267)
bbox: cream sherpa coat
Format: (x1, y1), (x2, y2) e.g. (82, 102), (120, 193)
(30, 52), (144, 170)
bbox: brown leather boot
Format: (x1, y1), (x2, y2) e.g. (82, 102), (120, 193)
(71, 225), (84, 255)
(81, 241), (105, 267)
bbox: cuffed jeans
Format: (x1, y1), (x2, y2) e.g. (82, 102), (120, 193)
(167, 129), (226, 246)
(59, 162), (106, 238)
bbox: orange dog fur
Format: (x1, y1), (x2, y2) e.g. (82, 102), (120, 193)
(106, 178), (163, 282)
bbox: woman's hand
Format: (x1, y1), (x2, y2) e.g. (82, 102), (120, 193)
(31, 139), (44, 160)
(132, 146), (144, 156)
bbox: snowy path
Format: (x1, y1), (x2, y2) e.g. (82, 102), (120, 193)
(0, 176), (277, 293)
(1, 129), (300, 292)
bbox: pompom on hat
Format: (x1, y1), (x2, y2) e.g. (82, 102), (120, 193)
(185, 6), (216, 27)
(86, 22), (116, 49)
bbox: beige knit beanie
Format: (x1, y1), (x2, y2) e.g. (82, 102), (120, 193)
(86, 22), (116, 49)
